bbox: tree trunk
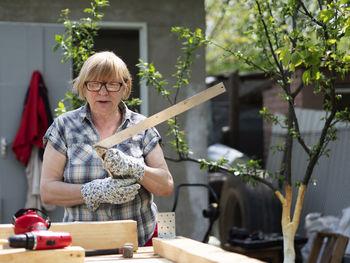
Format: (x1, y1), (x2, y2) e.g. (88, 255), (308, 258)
(275, 184), (307, 263)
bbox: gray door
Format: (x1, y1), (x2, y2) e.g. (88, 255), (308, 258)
(94, 28), (140, 111)
(0, 22), (71, 223)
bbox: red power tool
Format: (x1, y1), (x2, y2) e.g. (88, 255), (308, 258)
(8, 208), (72, 250)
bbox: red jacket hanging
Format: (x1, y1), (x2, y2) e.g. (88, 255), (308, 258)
(12, 71), (53, 166)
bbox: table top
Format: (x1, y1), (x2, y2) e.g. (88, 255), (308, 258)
(84, 247), (173, 263)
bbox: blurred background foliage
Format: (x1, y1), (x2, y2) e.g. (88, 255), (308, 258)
(205, 0), (350, 75)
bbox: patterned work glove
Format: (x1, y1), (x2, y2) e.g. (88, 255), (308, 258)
(81, 177), (140, 212)
(104, 148), (145, 182)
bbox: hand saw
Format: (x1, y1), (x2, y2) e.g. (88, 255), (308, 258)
(94, 82), (226, 159)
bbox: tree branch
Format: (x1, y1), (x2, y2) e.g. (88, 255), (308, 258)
(210, 40), (281, 79)
(303, 78), (337, 185)
(165, 155), (278, 191)
(296, 0), (324, 28)
(266, 2), (281, 50)
(291, 184), (307, 234)
(255, 0), (285, 79)
(286, 81), (312, 156)
(291, 76), (305, 99)
(317, 0), (323, 11)
(208, 0), (232, 40)
(291, 108), (311, 155)
(285, 106), (294, 185)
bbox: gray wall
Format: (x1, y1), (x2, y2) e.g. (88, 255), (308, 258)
(0, 22), (72, 223)
(0, 0), (208, 242)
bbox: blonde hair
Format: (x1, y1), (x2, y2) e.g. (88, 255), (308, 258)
(73, 51), (132, 100)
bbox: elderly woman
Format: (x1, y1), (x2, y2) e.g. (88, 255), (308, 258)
(40, 51), (174, 246)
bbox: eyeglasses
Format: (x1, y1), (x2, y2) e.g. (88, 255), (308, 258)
(84, 81), (123, 92)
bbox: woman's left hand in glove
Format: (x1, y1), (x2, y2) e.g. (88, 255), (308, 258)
(104, 148), (145, 182)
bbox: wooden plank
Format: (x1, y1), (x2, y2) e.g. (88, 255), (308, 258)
(320, 236), (336, 263)
(84, 246), (172, 262)
(307, 231), (324, 263)
(332, 235), (349, 263)
(307, 232), (350, 263)
(0, 246), (84, 263)
(94, 82), (226, 151)
(0, 224), (13, 240)
(0, 220), (138, 250)
(84, 249), (172, 263)
(50, 221), (138, 250)
(152, 237), (264, 263)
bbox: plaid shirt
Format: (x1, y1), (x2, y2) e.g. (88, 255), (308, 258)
(44, 102), (161, 246)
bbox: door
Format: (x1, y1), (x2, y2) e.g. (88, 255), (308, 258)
(0, 22), (71, 223)
(94, 28), (141, 111)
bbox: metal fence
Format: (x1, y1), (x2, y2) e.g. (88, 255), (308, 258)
(266, 108), (350, 232)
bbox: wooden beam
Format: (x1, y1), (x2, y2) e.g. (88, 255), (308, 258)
(84, 247), (169, 263)
(153, 236), (264, 263)
(228, 71), (240, 149)
(0, 246), (84, 263)
(0, 220), (138, 250)
(94, 82), (226, 153)
(0, 225), (12, 241)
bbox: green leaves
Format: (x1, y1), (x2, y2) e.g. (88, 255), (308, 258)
(167, 118), (193, 157)
(54, 0), (109, 76)
(124, 98), (142, 112)
(137, 60), (171, 103)
(318, 9), (335, 24)
(54, 0), (109, 116)
(198, 158), (228, 172)
(343, 55), (350, 63)
(260, 107), (280, 125)
(302, 69), (311, 85)
(277, 46), (291, 68)
(136, 26), (206, 158)
(171, 27), (208, 91)
(290, 52), (303, 69)
(326, 39), (337, 45)
(54, 92), (84, 116)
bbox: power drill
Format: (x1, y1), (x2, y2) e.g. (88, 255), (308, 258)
(7, 208), (72, 250)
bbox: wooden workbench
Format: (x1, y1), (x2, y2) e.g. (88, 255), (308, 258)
(0, 244), (263, 263)
(84, 238), (264, 263)
(84, 247), (173, 262)
(0, 221), (263, 263)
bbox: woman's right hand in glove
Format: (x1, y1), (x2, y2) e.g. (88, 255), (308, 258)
(81, 177), (140, 211)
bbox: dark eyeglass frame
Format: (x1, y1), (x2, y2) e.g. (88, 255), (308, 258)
(84, 81), (123, 92)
